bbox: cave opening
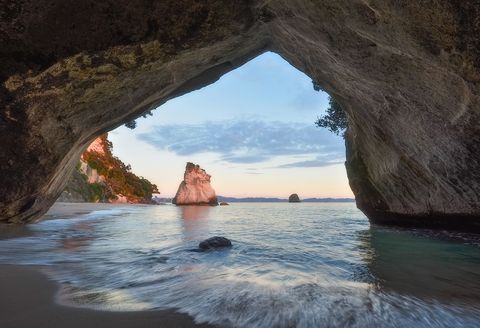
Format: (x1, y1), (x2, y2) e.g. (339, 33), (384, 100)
(81, 51), (354, 204)
(2, 0), (479, 232)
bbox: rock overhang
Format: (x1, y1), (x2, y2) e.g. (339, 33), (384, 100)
(1, 1), (480, 231)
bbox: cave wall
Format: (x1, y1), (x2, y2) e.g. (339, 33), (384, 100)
(268, 1), (480, 229)
(0, 0), (268, 223)
(1, 0), (480, 229)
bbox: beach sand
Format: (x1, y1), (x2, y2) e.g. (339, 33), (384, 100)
(0, 202), (216, 328)
(0, 202), (149, 240)
(43, 202), (151, 220)
(0, 265), (215, 328)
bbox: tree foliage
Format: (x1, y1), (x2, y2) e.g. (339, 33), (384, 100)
(315, 97), (348, 137)
(124, 120), (137, 129)
(312, 81), (348, 137)
(82, 134), (159, 203)
(124, 110), (154, 129)
(312, 80), (322, 92)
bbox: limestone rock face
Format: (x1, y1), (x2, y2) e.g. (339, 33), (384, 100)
(289, 194), (301, 203)
(58, 135), (157, 204)
(1, 1), (480, 230)
(172, 163), (218, 206)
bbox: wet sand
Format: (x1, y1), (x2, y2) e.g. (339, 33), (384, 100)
(0, 203), (215, 327)
(0, 202), (147, 240)
(0, 264), (215, 328)
(43, 202), (151, 220)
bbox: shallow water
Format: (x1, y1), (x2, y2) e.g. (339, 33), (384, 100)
(1, 203), (480, 327)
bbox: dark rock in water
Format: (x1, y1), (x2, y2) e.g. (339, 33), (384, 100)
(288, 194), (301, 203)
(199, 236), (232, 250)
(219, 202), (229, 206)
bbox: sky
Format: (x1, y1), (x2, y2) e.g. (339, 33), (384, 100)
(109, 52), (353, 198)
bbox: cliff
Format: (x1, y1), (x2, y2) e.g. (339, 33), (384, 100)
(172, 163), (218, 206)
(58, 134), (158, 204)
(2, 2), (480, 230)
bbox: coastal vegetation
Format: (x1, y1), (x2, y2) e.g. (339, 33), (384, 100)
(313, 81), (348, 137)
(61, 169), (115, 203)
(62, 134), (158, 203)
(124, 110), (153, 130)
(315, 97), (348, 137)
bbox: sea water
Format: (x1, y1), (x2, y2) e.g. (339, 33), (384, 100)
(0, 203), (480, 327)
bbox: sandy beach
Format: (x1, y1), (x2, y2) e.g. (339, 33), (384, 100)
(0, 264), (215, 328)
(43, 202), (152, 220)
(0, 202), (147, 241)
(0, 203), (215, 328)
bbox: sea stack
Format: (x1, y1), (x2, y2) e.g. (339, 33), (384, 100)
(288, 194), (301, 203)
(172, 163), (218, 206)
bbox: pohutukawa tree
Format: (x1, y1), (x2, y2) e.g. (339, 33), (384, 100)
(313, 81), (348, 137)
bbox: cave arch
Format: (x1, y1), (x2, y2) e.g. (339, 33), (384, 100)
(1, 1), (480, 230)
(109, 51), (351, 202)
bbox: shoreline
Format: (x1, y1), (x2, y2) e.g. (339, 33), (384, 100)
(0, 264), (215, 328)
(0, 202), (152, 241)
(43, 202), (155, 221)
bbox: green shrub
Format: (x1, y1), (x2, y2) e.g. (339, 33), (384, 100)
(81, 134), (158, 203)
(312, 81), (348, 137)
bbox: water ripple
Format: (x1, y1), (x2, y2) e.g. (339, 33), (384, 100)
(0, 203), (480, 327)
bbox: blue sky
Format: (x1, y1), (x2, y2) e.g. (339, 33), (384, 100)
(109, 52), (353, 198)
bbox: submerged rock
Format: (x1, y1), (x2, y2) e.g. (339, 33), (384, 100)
(172, 163), (218, 206)
(288, 194), (301, 203)
(219, 202), (229, 206)
(199, 236), (232, 250)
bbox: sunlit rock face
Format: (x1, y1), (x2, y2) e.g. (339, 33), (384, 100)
(58, 135), (157, 204)
(1, 1), (480, 230)
(85, 138), (105, 156)
(172, 163), (218, 206)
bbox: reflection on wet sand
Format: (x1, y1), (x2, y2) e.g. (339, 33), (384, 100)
(359, 227), (480, 304)
(0, 225), (34, 240)
(179, 206), (211, 242)
(59, 220), (95, 251)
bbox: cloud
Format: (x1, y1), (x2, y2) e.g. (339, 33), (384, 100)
(138, 120), (344, 165)
(275, 158), (344, 169)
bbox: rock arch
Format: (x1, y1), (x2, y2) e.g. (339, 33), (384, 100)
(1, 1), (480, 230)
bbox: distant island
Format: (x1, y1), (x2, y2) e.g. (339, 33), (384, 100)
(217, 196), (355, 203)
(288, 193), (301, 203)
(153, 196), (354, 204)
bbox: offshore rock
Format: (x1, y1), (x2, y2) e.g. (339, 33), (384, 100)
(288, 194), (301, 203)
(172, 163), (218, 206)
(199, 236), (232, 250)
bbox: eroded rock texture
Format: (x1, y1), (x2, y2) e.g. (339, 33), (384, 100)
(1, 1), (480, 230)
(172, 163), (218, 206)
